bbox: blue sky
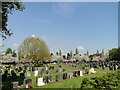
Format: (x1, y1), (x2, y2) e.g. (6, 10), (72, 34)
(3, 2), (118, 55)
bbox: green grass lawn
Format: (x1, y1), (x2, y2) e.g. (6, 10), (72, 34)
(1, 63), (114, 89)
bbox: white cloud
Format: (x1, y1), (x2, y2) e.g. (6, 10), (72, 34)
(52, 3), (76, 16)
(77, 45), (84, 51)
(13, 43), (18, 47)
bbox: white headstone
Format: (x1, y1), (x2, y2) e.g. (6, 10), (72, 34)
(45, 67), (48, 70)
(37, 77), (45, 86)
(80, 71), (83, 76)
(34, 70), (38, 76)
(26, 72), (31, 77)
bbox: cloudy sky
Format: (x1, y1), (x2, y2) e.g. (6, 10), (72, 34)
(2, 2), (118, 55)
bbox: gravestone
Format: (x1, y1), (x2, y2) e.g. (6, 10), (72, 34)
(24, 78), (32, 88)
(49, 66), (54, 70)
(56, 69), (59, 73)
(26, 71), (31, 77)
(40, 71), (44, 76)
(11, 71), (17, 78)
(73, 71), (78, 77)
(36, 77), (45, 86)
(34, 70), (38, 77)
(46, 70), (49, 74)
(59, 68), (62, 72)
(63, 69), (66, 72)
(20, 72), (25, 78)
(62, 73), (67, 80)
(80, 71), (83, 76)
(44, 76), (52, 84)
(11, 81), (19, 89)
(68, 73), (73, 78)
(32, 67), (35, 72)
(56, 75), (60, 82)
(45, 67), (48, 70)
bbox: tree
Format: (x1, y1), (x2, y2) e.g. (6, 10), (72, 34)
(59, 50), (62, 56)
(1, 1), (25, 40)
(96, 50), (99, 54)
(87, 50), (89, 56)
(75, 48), (79, 55)
(109, 48), (117, 60)
(114, 48), (120, 61)
(70, 50), (73, 58)
(67, 53), (70, 60)
(5, 48), (12, 55)
(12, 50), (17, 57)
(18, 37), (51, 61)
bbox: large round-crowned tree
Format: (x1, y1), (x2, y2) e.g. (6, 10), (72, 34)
(18, 37), (51, 61)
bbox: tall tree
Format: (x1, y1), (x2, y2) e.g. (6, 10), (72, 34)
(102, 49), (104, 54)
(96, 50), (99, 54)
(67, 53), (70, 60)
(59, 50), (62, 56)
(87, 50), (89, 56)
(75, 48), (79, 55)
(12, 50), (17, 57)
(70, 50), (73, 58)
(18, 37), (51, 61)
(5, 48), (12, 55)
(1, 1), (25, 40)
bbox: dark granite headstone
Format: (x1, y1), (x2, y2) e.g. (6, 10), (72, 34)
(20, 73), (25, 78)
(56, 75), (60, 82)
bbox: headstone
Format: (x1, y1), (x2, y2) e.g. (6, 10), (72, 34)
(20, 72), (25, 78)
(56, 69), (59, 73)
(24, 78), (32, 88)
(62, 73), (67, 80)
(34, 70), (38, 77)
(80, 71), (83, 76)
(46, 70), (49, 74)
(44, 76), (52, 84)
(68, 73), (73, 78)
(26, 71), (31, 77)
(45, 67), (48, 70)
(11, 81), (19, 89)
(63, 69), (66, 72)
(40, 71), (44, 76)
(73, 71), (78, 77)
(32, 67), (35, 72)
(11, 71), (17, 78)
(59, 68), (62, 72)
(56, 75), (60, 82)
(36, 77), (45, 86)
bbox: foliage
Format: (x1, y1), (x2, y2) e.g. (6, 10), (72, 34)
(109, 48), (117, 61)
(58, 50), (62, 56)
(75, 48), (79, 55)
(114, 48), (120, 61)
(81, 70), (120, 89)
(1, 1), (25, 40)
(5, 48), (12, 55)
(18, 37), (51, 61)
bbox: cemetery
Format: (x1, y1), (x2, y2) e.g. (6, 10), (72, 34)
(1, 1), (120, 89)
(0, 60), (120, 89)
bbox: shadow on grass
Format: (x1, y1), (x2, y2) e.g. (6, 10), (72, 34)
(2, 74), (25, 90)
